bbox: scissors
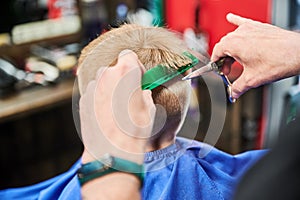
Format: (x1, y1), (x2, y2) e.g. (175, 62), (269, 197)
(182, 56), (236, 103)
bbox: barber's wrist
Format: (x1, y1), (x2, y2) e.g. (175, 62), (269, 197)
(79, 152), (144, 188)
(81, 171), (141, 188)
(81, 132), (147, 165)
(81, 172), (141, 200)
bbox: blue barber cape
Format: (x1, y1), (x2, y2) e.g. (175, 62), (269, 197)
(0, 137), (266, 200)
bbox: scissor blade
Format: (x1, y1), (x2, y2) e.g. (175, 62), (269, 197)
(182, 63), (213, 80)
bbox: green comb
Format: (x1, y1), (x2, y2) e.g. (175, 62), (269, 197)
(141, 51), (199, 90)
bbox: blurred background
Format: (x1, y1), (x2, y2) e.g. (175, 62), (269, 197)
(0, 0), (299, 189)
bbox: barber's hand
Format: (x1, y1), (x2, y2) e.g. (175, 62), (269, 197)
(80, 50), (155, 165)
(212, 13), (300, 98)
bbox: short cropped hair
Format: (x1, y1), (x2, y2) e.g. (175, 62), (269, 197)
(77, 24), (191, 137)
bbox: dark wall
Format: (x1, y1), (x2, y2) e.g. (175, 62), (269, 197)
(0, 101), (83, 189)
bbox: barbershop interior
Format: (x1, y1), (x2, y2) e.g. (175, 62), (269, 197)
(0, 0), (299, 195)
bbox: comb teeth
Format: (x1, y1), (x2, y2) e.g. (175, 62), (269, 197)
(141, 51), (199, 90)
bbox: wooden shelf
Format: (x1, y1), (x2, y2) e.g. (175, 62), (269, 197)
(0, 78), (75, 122)
(0, 32), (81, 66)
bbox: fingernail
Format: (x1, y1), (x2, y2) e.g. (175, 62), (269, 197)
(119, 49), (133, 58)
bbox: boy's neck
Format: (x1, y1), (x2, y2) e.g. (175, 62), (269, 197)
(145, 131), (176, 152)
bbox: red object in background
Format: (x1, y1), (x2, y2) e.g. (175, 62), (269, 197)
(165, 0), (199, 32)
(165, 0), (272, 54)
(48, 0), (62, 19)
(198, 0), (272, 54)
(165, 0), (272, 80)
(48, 0), (78, 19)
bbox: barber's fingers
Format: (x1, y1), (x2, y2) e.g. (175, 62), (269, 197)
(94, 49), (153, 107)
(115, 50), (154, 115)
(231, 72), (252, 99)
(94, 49), (146, 92)
(226, 13), (253, 26)
(211, 39), (234, 64)
(116, 49), (153, 102)
(80, 80), (96, 108)
(116, 49), (146, 77)
(118, 49), (140, 65)
(211, 41), (224, 62)
(95, 49), (145, 81)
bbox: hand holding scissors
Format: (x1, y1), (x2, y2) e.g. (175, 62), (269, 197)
(183, 56), (236, 103)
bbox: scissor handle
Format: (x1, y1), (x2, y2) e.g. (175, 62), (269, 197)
(212, 56), (236, 103)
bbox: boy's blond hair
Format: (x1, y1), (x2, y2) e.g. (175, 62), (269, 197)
(77, 24), (191, 138)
